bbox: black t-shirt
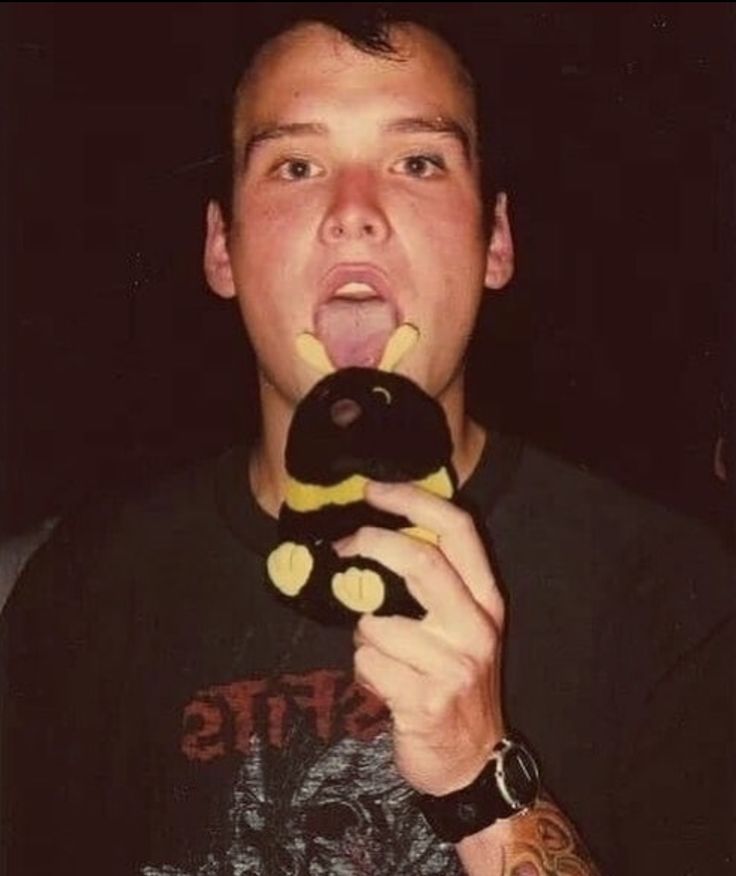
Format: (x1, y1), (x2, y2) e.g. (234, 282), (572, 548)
(2, 437), (734, 875)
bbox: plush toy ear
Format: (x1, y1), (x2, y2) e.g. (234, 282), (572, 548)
(377, 324), (419, 372)
(295, 333), (336, 376)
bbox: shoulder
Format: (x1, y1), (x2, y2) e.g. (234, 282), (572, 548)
(492, 441), (734, 678)
(2, 448), (245, 625)
(105, 446), (246, 553)
(496, 441), (732, 575)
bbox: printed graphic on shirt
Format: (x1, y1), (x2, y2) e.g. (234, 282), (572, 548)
(142, 668), (464, 876)
(181, 669), (391, 760)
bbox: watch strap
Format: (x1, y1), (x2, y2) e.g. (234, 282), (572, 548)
(415, 756), (515, 843)
(414, 736), (540, 843)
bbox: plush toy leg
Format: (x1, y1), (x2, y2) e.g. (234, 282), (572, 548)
(267, 541), (314, 597)
(331, 566), (386, 614)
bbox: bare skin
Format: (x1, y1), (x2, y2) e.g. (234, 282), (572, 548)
(204, 21), (600, 875)
(204, 22), (511, 512)
(459, 795), (600, 875)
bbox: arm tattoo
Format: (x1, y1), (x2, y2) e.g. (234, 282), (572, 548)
(502, 796), (601, 876)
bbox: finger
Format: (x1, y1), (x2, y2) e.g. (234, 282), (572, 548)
(354, 643), (422, 710)
(358, 614), (494, 679)
(335, 526), (478, 625)
(365, 481), (503, 622)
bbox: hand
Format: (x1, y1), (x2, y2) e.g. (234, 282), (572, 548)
(334, 480), (506, 796)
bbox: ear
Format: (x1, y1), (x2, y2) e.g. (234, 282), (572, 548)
(204, 200), (236, 299)
(484, 192), (515, 291)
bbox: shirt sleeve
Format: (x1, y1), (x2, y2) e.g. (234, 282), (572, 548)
(611, 515), (735, 876)
(1, 505), (147, 875)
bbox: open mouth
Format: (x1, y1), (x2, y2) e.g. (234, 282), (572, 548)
(330, 281), (383, 301)
(314, 268), (400, 369)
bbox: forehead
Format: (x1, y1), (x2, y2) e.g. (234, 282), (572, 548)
(233, 22), (477, 146)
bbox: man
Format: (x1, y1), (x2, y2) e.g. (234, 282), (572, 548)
(2, 8), (733, 876)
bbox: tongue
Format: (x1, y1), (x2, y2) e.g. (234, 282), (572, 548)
(315, 299), (398, 369)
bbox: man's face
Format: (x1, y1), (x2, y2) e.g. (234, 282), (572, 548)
(205, 22), (513, 406)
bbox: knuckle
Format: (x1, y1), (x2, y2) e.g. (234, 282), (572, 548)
(420, 690), (449, 721)
(415, 544), (441, 575)
(450, 508), (475, 539)
(479, 601), (505, 639)
(461, 613), (499, 663)
(472, 635), (495, 666)
(493, 596), (506, 628)
(477, 622), (501, 662)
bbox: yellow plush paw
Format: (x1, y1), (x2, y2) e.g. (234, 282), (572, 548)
(267, 542), (314, 597)
(331, 567), (386, 614)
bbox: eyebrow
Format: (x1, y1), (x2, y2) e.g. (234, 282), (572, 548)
(242, 122), (327, 166)
(241, 115), (473, 167)
(383, 116), (472, 160)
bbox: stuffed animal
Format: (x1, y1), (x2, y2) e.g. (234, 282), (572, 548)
(266, 326), (458, 627)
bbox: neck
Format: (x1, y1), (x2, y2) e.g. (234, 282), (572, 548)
(436, 369), (487, 486)
(249, 370), (487, 519)
(249, 374), (293, 519)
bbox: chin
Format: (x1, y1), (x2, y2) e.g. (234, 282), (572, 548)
(257, 366), (305, 409)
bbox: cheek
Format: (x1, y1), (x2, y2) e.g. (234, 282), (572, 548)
(403, 198), (486, 297)
(433, 192), (485, 252)
(400, 180), (484, 247)
(230, 190), (318, 292)
(237, 200), (301, 260)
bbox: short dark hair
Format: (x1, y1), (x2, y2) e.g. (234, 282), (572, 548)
(210, 3), (505, 227)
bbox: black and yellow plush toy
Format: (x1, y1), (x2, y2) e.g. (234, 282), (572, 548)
(266, 325), (458, 627)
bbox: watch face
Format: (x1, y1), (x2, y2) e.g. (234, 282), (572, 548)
(498, 744), (540, 808)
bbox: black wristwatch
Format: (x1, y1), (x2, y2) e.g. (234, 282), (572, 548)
(415, 737), (541, 843)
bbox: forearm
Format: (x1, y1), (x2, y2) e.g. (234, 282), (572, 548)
(456, 794), (601, 876)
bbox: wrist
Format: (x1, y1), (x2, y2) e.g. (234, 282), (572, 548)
(428, 735), (501, 798)
(415, 734), (541, 843)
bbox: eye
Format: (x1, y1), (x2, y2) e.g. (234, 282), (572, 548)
(273, 158), (322, 181)
(371, 386), (392, 404)
(393, 153), (446, 179)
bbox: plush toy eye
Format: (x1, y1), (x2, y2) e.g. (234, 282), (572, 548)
(371, 386), (392, 404)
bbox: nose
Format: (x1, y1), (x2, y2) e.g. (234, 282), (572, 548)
(319, 169), (390, 245)
(330, 398), (362, 428)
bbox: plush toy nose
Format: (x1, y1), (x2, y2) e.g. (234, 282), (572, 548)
(330, 397), (362, 427)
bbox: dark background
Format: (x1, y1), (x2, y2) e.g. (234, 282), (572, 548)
(2, 3), (734, 538)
